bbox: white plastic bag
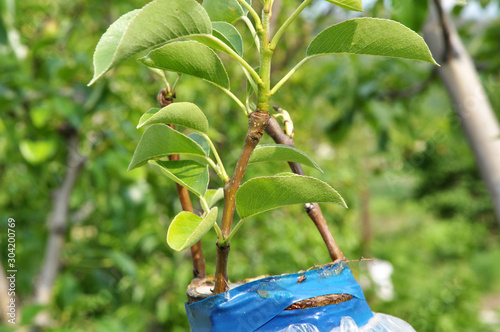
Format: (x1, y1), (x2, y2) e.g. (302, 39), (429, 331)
(278, 313), (416, 332)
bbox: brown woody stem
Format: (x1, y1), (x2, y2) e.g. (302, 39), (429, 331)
(159, 88), (206, 279)
(214, 111), (270, 293)
(265, 115), (344, 261)
(169, 151), (206, 279)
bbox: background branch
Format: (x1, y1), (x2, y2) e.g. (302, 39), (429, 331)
(33, 128), (85, 327)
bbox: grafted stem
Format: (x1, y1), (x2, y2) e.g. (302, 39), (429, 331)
(214, 111), (270, 293)
(214, 0), (274, 294)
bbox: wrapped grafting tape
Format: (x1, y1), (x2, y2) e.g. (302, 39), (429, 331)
(185, 263), (373, 331)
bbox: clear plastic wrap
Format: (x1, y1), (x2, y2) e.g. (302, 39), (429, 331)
(278, 313), (416, 332)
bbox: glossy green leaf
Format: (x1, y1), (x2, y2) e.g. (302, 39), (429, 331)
(149, 160), (209, 197)
(137, 102), (209, 134)
(202, 0), (250, 23)
(307, 18), (438, 65)
(236, 173), (346, 219)
(137, 108), (160, 128)
(147, 137), (211, 168)
(205, 188), (224, 207)
(188, 133), (211, 156)
(128, 124), (206, 171)
(325, 0), (363, 12)
(167, 207), (218, 251)
(249, 144), (323, 172)
(139, 41), (230, 89)
(212, 22), (244, 56)
(89, 0), (212, 85)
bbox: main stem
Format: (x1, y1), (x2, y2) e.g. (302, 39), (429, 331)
(214, 1), (274, 294)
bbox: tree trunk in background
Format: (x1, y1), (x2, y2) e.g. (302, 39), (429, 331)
(423, 1), (500, 225)
(33, 132), (85, 327)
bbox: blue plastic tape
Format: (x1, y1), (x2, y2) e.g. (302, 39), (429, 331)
(186, 263), (373, 331)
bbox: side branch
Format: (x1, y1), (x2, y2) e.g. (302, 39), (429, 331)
(169, 151), (206, 279)
(265, 115), (344, 261)
(159, 89), (206, 279)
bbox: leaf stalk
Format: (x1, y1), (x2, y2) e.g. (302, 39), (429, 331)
(237, 0), (262, 31)
(201, 133), (230, 183)
(270, 56), (311, 95)
(270, 0), (312, 51)
(240, 16), (261, 50)
(202, 35), (262, 85)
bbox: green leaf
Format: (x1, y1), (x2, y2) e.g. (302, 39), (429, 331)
(236, 173), (346, 219)
(149, 160), (209, 197)
(89, 0), (212, 85)
(137, 102), (209, 134)
(249, 144), (323, 172)
(325, 0), (363, 12)
(137, 108), (160, 128)
(202, 0), (250, 23)
(139, 41), (230, 89)
(20, 139), (57, 164)
(212, 22), (244, 56)
(307, 18), (438, 65)
(128, 124), (206, 171)
(167, 207), (218, 251)
(187, 133), (211, 157)
(205, 188), (224, 207)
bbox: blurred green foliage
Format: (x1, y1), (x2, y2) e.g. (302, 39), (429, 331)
(0, 0), (499, 331)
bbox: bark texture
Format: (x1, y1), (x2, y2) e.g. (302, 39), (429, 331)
(424, 1), (500, 224)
